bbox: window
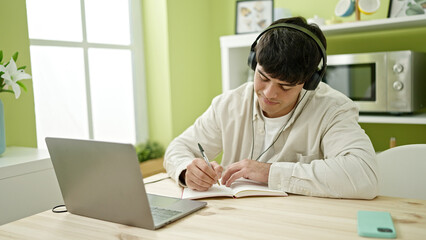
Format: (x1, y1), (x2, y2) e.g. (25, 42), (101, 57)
(26, 0), (148, 149)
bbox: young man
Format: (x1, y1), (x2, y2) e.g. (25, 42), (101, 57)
(164, 17), (378, 199)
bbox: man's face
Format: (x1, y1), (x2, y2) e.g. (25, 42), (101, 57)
(254, 65), (304, 118)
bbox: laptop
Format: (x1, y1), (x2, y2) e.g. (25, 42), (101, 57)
(45, 137), (206, 230)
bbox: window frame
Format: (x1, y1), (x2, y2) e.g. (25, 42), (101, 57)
(27, 0), (148, 147)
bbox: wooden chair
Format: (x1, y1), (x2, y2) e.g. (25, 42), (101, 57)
(376, 144), (426, 200)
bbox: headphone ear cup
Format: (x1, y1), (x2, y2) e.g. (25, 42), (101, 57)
(247, 50), (257, 71)
(303, 72), (320, 90)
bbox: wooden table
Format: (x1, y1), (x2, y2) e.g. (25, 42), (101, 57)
(1, 173), (425, 239)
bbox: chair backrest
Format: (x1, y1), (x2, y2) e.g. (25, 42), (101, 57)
(376, 144), (426, 200)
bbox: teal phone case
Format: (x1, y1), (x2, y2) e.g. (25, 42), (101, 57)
(357, 211), (396, 238)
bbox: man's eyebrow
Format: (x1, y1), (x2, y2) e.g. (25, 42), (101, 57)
(257, 69), (295, 87)
(257, 69), (271, 80)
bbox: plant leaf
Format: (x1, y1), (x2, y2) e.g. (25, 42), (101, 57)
(0, 50), (3, 62)
(17, 81), (27, 92)
(12, 52), (19, 62)
(17, 66), (27, 70)
(135, 141), (165, 163)
(0, 89), (14, 94)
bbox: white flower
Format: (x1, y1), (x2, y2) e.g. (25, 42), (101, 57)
(0, 57), (31, 99)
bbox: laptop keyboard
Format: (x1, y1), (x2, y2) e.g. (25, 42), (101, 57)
(151, 207), (182, 223)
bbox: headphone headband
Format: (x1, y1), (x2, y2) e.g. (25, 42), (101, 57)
(248, 22), (327, 90)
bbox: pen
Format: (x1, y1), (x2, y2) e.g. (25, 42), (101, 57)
(198, 143), (221, 186)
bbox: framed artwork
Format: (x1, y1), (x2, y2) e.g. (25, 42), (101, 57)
(388, 0), (426, 18)
(235, 0), (273, 34)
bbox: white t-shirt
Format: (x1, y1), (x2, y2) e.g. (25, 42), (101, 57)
(260, 110), (292, 153)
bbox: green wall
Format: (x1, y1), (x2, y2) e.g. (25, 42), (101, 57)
(142, 0), (230, 147)
(1, 0), (425, 153)
(167, 0), (219, 137)
(141, 0), (173, 146)
(0, 0), (37, 148)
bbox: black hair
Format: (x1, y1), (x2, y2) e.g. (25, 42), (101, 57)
(255, 16), (327, 85)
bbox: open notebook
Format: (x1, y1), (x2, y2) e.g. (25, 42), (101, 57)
(182, 178), (288, 199)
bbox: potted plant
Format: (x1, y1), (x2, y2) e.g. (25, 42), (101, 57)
(135, 140), (165, 177)
(0, 51), (32, 155)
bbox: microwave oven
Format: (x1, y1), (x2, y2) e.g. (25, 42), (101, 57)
(323, 50), (426, 114)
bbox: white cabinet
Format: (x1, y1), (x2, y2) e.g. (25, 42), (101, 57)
(220, 33), (256, 92)
(219, 15), (426, 125)
(0, 147), (63, 225)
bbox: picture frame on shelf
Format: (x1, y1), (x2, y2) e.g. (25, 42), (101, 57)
(235, 0), (273, 34)
(388, 0), (426, 18)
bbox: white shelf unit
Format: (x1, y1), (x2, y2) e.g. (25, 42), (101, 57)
(321, 14), (426, 36)
(358, 112), (426, 124)
(219, 15), (426, 125)
(0, 147), (63, 225)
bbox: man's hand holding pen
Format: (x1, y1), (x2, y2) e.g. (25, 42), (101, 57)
(184, 158), (223, 191)
(184, 143), (270, 191)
